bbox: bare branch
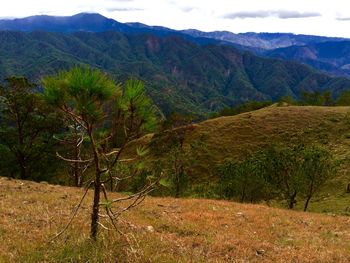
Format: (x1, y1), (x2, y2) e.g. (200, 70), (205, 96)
(98, 221), (110, 230)
(59, 105), (87, 130)
(48, 181), (93, 242)
(104, 150), (120, 157)
(101, 184), (122, 234)
(111, 181), (156, 204)
(113, 194), (147, 217)
(118, 158), (137, 163)
(56, 152), (93, 163)
(76, 135), (84, 148)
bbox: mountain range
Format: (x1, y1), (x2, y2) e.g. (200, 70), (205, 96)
(0, 13), (345, 49)
(1, 13), (350, 116)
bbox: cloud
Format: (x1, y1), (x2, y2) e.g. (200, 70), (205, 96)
(106, 7), (143, 12)
(336, 17), (350, 21)
(180, 6), (196, 13)
(278, 11), (321, 19)
(223, 10), (321, 20)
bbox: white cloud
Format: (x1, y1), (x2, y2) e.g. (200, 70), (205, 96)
(223, 10), (321, 20)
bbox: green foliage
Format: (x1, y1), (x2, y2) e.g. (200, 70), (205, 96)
(218, 156), (272, 203)
(136, 146), (149, 157)
(43, 66), (120, 124)
(127, 161), (163, 194)
(121, 79), (158, 135)
(150, 113), (200, 197)
(0, 77), (63, 181)
(42, 66), (159, 240)
(217, 144), (337, 209)
(300, 90), (334, 106)
(336, 90), (350, 106)
(261, 145), (304, 209)
(299, 145), (338, 211)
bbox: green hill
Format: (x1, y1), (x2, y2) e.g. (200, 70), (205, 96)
(1, 31), (350, 116)
(143, 105), (350, 213)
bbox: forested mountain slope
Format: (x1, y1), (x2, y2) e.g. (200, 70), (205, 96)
(1, 31), (350, 116)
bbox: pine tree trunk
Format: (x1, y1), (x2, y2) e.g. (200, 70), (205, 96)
(73, 142), (80, 187)
(240, 187), (246, 203)
(175, 173), (180, 198)
(90, 173), (101, 240)
(88, 127), (102, 240)
(303, 195), (312, 211)
(17, 152), (27, 179)
(288, 190), (297, 209)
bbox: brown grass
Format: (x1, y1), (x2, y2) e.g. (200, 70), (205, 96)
(1, 177), (350, 262)
(129, 106), (350, 175)
(191, 105), (350, 164)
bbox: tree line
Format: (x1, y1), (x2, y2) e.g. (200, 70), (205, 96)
(218, 144), (338, 211)
(212, 89), (350, 118)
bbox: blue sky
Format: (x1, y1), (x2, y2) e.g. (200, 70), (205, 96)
(1, 0), (350, 37)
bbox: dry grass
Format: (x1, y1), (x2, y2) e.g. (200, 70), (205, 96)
(132, 106), (350, 175)
(191, 105), (350, 165)
(1, 177), (350, 262)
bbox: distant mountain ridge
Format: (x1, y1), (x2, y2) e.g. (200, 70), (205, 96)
(264, 41), (350, 76)
(0, 13), (130, 33)
(0, 13), (256, 50)
(0, 13), (346, 49)
(181, 30), (346, 50)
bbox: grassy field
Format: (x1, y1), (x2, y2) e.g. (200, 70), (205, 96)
(137, 105), (350, 176)
(1, 177), (350, 262)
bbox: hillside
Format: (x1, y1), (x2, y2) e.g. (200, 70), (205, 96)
(1, 31), (350, 116)
(265, 41), (350, 77)
(1, 176), (350, 262)
(191, 105), (350, 163)
(143, 106), (350, 213)
(151, 105), (350, 171)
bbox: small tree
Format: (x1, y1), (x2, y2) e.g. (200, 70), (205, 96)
(219, 158), (270, 203)
(218, 144), (338, 210)
(300, 90), (334, 106)
(336, 90), (350, 106)
(300, 146), (337, 211)
(261, 145), (304, 209)
(257, 144), (337, 210)
(43, 67), (158, 240)
(151, 113), (196, 197)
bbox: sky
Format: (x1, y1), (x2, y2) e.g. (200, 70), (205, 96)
(1, 0), (350, 37)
